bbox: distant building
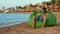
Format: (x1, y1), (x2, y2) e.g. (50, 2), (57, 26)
(4, 10), (9, 13)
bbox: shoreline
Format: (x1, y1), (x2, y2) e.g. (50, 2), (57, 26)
(0, 21), (28, 28)
(0, 22), (60, 34)
(0, 12), (34, 14)
(0, 11), (60, 14)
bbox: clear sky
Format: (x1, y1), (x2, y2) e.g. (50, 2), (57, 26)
(0, 0), (51, 9)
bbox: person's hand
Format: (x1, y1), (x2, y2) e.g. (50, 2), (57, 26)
(46, 14), (51, 16)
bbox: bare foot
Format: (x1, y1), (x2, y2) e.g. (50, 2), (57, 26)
(41, 27), (47, 33)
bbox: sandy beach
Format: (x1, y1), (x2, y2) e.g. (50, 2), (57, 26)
(0, 12), (60, 34)
(0, 22), (60, 34)
(0, 0), (60, 34)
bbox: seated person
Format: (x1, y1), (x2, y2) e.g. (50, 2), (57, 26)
(32, 5), (51, 28)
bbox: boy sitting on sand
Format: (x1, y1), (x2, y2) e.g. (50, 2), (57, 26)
(32, 4), (50, 28)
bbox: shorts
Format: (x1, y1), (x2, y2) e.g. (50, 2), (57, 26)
(36, 15), (43, 22)
(42, 11), (46, 14)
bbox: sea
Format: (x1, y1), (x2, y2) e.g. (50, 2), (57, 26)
(0, 13), (31, 28)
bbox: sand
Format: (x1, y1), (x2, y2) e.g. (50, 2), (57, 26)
(0, 12), (60, 34)
(0, 22), (60, 34)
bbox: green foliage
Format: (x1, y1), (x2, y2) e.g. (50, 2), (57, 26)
(2, 7), (5, 9)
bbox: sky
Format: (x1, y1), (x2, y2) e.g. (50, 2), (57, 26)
(0, 0), (51, 9)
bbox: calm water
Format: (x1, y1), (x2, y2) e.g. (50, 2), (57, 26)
(0, 13), (31, 27)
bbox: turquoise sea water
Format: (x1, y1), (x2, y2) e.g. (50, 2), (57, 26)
(0, 13), (31, 28)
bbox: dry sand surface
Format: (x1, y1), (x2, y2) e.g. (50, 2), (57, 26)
(0, 12), (60, 34)
(0, 23), (60, 34)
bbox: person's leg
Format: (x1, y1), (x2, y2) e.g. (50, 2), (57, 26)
(46, 14), (50, 16)
(32, 17), (36, 28)
(42, 14), (46, 28)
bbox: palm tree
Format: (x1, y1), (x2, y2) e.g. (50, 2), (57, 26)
(37, 3), (40, 4)
(2, 7), (5, 10)
(23, 6), (26, 9)
(19, 6), (22, 9)
(16, 6), (19, 9)
(42, 1), (46, 4)
(12, 7), (15, 10)
(29, 3), (34, 7)
(7, 7), (12, 10)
